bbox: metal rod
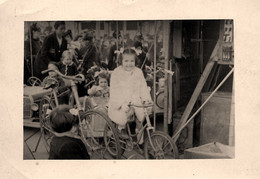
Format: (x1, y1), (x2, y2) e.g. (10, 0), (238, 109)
(172, 67), (234, 141)
(163, 21), (169, 133)
(116, 21), (119, 50)
(153, 21), (157, 130)
(29, 23), (34, 76)
(168, 59), (173, 124)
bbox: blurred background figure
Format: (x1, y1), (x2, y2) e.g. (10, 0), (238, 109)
(24, 23), (42, 83)
(107, 31), (124, 70)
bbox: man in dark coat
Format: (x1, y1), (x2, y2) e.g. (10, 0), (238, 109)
(107, 31), (124, 70)
(34, 21), (67, 80)
(78, 33), (98, 75)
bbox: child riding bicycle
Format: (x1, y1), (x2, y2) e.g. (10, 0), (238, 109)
(108, 48), (152, 145)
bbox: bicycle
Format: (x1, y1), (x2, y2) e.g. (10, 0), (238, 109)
(39, 68), (122, 159)
(103, 102), (179, 159)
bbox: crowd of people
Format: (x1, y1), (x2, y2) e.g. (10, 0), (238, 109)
(24, 22), (155, 84)
(24, 21), (158, 159)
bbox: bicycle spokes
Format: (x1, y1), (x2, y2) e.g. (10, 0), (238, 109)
(144, 131), (178, 159)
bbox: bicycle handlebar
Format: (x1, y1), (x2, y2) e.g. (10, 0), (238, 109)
(129, 102), (154, 108)
(41, 69), (85, 82)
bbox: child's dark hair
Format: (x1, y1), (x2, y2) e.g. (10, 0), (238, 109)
(54, 21), (66, 30)
(95, 72), (109, 85)
(49, 105), (79, 133)
(63, 29), (73, 39)
(118, 48), (138, 65)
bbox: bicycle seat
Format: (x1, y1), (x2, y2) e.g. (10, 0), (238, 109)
(43, 82), (57, 90)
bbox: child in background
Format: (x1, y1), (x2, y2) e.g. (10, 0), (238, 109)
(108, 48), (152, 143)
(57, 50), (78, 76)
(41, 63), (65, 89)
(88, 71), (110, 98)
(48, 105), (90, 159)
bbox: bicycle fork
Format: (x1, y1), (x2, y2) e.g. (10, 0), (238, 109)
(145, 115), (157, 152)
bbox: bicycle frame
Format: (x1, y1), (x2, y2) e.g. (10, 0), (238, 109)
(121, 104), (157, 152)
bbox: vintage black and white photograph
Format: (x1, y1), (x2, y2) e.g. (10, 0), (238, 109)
(23, 20), (234, 160)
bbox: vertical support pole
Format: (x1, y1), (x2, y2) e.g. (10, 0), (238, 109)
(77, 22), (80, 35)
(163, 21), (170, 133)
(96, 21), (100, 39)
(123, 21), (127, 35)
(199, 20), (204, 73)
(78, 22), (82, 34)
(153, 21), (157, 130)
(137, 21), (140, 32)
(168, 59), (173, 124)
(116, 21), (119, 50)
(173, 58), (178, 112)
(123, 21), (127, 48)
(108, 21), (111, 36)
(229, 74), (235, 146)
(104, 21), (109, 36)
(172, 21), (182, 102)
(28, 22), (33, 76)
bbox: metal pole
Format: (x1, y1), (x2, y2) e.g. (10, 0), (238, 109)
(116, 21), (119, 50)
(29, 23), (34, 76)
(153, 21), (157, 129)
(229, 73), (235, 146)
(172, 67), (234, 141)
(116, 21), (119, 66)
(163, 21), (169, 133)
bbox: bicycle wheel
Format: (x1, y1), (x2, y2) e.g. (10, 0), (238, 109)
(104, 122), (128, 158)
(156, 90), (164, 109)
(80, 109), (122, 159)
(39, 96), (55, 153)
(144, 131), (179, 159)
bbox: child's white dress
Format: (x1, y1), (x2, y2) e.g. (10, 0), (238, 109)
(108, 66), (152, 127)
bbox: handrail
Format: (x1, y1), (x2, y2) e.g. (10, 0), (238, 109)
(41, 69), (84, 82)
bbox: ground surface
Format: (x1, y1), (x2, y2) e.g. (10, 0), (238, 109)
(24, 116), (182, 160)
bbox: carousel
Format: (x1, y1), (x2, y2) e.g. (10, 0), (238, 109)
(23, 20), (234, 159)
